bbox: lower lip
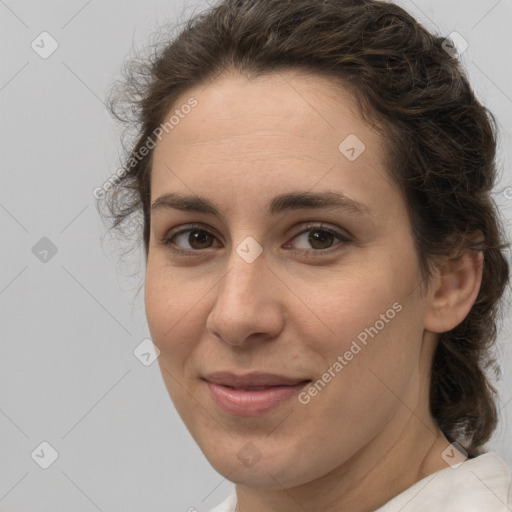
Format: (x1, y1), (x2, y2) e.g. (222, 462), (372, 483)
(206, 380), (311, 417)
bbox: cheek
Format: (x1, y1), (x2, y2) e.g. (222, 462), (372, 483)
(144, 270), (172, 342)
(144, 264), (202, 362)
(290, 299), (423, 473)
(144, 268), (206, 416)
(294, 258), (407, 349)
(295, 251), (423, 396)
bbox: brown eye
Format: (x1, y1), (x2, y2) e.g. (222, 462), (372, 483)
(161, 222), (351, 257)
(286, 224), (351, 253)
(165, 227), (217, 250)
(307, 229), (337, 250)
(185, 229), (215, 249)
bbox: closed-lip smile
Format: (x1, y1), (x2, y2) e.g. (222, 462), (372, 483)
(203, 371), (312, 416)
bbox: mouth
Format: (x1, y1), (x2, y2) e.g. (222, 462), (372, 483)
(203, 370), (312, 388)
(223, 385), (290, 391)
(203, 376), (312, 417)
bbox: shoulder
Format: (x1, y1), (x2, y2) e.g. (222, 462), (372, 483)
(376, 451), (512, 512)
(206, 493), (237, 512)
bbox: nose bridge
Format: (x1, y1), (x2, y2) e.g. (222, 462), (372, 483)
(206, 239), (284, 345)
(220, 241), (267, 302)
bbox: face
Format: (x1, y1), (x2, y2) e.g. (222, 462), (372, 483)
(145, 70), (436, 490)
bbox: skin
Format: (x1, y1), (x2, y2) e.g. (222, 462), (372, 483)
(145, 69), (484, 512)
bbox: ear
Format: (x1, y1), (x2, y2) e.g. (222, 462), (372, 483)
(424, 245), (484, 334)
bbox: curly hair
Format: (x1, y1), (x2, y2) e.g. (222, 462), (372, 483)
(100, 0), (510, 456)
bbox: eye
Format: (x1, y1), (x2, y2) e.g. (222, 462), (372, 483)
(161, 222), (352, 256)
(284, 222), (352, 255)
(161, 224), (219, 253)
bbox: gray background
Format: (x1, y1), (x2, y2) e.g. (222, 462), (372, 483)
(1, 0), (511, 510)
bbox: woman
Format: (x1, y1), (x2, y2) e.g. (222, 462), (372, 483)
(101, 0), (512, 510)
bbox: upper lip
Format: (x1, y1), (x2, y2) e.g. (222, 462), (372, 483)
(203, 371), (311, 388)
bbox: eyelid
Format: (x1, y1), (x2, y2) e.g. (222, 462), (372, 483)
(161, 223), (222, 250)
(288, 221), (352, 242)
(161, 221), (352, 254)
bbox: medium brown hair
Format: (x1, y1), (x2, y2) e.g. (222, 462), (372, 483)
(101, 0), (510, 456)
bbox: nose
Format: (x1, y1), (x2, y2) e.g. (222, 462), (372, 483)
(205, 247), (286, 347)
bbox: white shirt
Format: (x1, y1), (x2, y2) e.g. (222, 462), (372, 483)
(207, 451), (512, 512)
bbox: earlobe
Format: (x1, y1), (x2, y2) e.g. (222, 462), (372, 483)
(424, 249), (484, 334)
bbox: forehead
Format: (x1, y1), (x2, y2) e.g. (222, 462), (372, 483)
(157, 70), (376, 149)
(150, 70), (400, 220)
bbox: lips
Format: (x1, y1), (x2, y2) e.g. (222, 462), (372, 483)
(203, 371), (312, 416)
(203, 371), (311, 388)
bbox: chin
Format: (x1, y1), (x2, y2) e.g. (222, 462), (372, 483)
(197, 437), (320, 490)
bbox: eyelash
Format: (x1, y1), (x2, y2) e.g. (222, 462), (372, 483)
(160, 222), (352, 258)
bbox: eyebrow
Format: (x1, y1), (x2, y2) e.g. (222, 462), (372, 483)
(151, 191), (374, 222)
